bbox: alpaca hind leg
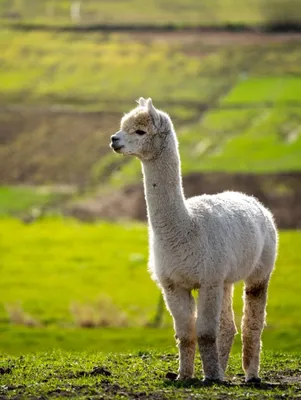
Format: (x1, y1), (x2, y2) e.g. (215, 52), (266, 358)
(218, 283), (237, 374)
(162, 286), (196, 380)
(196, 283), (224, 381)
(242, 278), (269, 382)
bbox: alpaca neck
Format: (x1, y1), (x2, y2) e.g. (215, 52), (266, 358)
(141, 143), (188, 233)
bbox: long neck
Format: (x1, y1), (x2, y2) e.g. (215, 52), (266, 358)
(141, 139), (189, 233)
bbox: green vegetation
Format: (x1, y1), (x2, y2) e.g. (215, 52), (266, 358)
(180, 107), (301, 174)
(0, 186), (72, 216)
(0, 218), (151, 325)
(0, 2), (300, 396)
(0, 326), (174, 355)
(1, 27), (300, 186)
(1, 28), (300, 112)
(0, 350), (300, 399)
(224, 77), (301, 104)
(0, 186), (52, 216)
(107, 106), (301, 186)
(0, 218), (300, 355)
(0, 28), (214, 108)
(1, 0), (301, 27)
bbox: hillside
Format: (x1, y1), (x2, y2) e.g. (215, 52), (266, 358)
(1, 29), (301, 187)
(1, 0), (301, 28)
(1, 5), (301, 397)
(0, 28), (300, 225)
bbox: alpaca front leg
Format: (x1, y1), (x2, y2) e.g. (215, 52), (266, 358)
(162, 286), (196, 380)
(218, 283), (237, 374)
(196, 284), (224, 382)
(242, 279), (269, 382)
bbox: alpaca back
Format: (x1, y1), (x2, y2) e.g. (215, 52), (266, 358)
(186, 191), (277, 283)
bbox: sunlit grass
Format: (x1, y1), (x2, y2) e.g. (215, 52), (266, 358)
(0, 218), (152, 325)
(0, 28), (218, 107)
(180, 107), (301, 174)
(1, 27), (301, 185)
(0, 218), (300, 354)
(0, 186), (58, 216)
(0, 350), (300, 399)
(106, 106), (301, 182)
(223, 76), (301, 104)
(1, 0), (301, 26)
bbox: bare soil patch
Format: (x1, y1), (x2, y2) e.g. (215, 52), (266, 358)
(68, 172), (301, 229)
(0, 107), (119, 185)
(130, 30), (301, 48)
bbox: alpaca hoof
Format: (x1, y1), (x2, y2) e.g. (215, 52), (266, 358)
(246, 377), (261, 384)
(176, 375), (193, 381)
(203, 378), (224, 386)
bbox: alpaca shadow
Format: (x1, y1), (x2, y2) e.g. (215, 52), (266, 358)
(164, 372), (230, 388)
(164, 372), (288, 391)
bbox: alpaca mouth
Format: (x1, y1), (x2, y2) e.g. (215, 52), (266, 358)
(111, 144), (124, 152)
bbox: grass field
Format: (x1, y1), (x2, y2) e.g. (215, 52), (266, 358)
(0, 186), (53, 216)
(0, 218), (300, 355)
(1, 27), (301, 189)
(0, 28), (229, 108)
(0, 350), (300, 399)
(1, 0), (301, 27)
(1, 4), (301, 397)
(107, 106), (301, 188)
(2, 29), (301, 110)
(0, 186), (73, 216)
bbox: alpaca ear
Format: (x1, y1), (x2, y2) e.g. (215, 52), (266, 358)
(137, 97), (147, 107)
(147, 98), (160, 127)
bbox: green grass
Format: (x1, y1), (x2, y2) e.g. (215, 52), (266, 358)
(0, 186), (63, 216)
(223, 76), (301, 104)
(180, 107), (301, 173)
(106, 106), (301, 186)
(0, 326), (175, 355)
(1, 0), (301, 27)
(0, 218), (152, 325)
(0, 218), (300, 355)
(0, 350), (300, 399)
(1, 29), (300, 111)
(1, 28), (301, 186)
(0, 28), (217, 108)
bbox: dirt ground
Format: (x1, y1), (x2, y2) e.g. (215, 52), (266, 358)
(0, 107), (120, 185)
(1, 106), (300, 229)
(68, 171), (301, 229)
(130, 30), (301, 47)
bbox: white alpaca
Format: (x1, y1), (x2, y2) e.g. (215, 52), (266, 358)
(110, 98), (278, 383)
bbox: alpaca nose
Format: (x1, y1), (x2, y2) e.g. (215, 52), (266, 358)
(111, 135), (119, 143)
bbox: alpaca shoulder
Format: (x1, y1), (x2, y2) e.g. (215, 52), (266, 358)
(186, 191), (268, 221)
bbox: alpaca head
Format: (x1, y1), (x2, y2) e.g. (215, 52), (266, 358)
(110, 97), (175, 161)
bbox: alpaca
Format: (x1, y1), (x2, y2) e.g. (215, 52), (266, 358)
(110, 98), (278, 383)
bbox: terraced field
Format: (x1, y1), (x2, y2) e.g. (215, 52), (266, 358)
(0, 27), (300, 228)
(1, 29), (301, 187)
(1, 0), (301, 27)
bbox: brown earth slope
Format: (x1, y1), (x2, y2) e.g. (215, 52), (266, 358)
(68, 172), (301, 229)
(1, 106), (300, 228)
(0, 107), (119, 185)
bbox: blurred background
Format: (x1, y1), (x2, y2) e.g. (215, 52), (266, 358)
(0, 0), (301, 356)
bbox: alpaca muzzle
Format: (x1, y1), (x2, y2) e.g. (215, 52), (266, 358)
(110, 133), (124, 151)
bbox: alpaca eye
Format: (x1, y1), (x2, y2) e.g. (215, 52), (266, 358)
(135, 129), (146, 135)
